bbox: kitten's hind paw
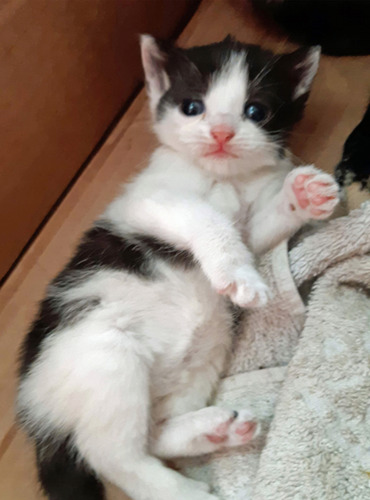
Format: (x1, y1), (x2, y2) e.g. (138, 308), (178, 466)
(227, 410), (260, 447)
(205, 408), (259, 448)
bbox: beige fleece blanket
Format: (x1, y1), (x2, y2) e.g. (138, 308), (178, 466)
(254, 255), (370, 500)
(180, 202), (370, 500)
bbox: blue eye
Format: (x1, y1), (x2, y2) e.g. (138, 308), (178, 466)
(181, 99), (205, 116)
(244, 102), (268, 123)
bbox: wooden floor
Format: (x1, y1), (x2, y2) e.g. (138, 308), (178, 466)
(0, 0), (369, 498)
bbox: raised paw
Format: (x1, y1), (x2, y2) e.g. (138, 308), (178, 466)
(285, 165), (340, 220)
(204, 408), (259, 449)
(217, 266), (270, 308)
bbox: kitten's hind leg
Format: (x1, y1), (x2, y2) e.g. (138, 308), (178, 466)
(151, 406), (259, 459)
(61, 329), (218, 500)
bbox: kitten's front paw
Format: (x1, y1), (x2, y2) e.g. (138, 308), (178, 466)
(285, 165), (339, 220)
(217, 267), (270, 308)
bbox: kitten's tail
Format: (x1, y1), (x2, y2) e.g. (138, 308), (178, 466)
(34, 434), (105, 500)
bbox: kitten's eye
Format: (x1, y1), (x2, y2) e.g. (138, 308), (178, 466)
(244, 102), (268, 123)
(181, 99), (205, 116)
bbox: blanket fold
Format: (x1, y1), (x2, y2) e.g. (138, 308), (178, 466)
(253, 256), (370, 500)
(182, 202), (370, 500)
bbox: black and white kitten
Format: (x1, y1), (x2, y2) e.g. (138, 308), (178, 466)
(17, 36), (339, 500)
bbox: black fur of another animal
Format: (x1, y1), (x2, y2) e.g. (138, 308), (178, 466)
(335, 104), (370, 190)
(252, 0), (370, 56)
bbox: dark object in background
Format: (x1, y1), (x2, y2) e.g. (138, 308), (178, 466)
(335, 104), (370, 191)
(252, 0), (370, 56)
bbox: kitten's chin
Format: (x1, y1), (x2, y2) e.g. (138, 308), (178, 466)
(197, 151), (277, 178)
(199, 157), (243, 177)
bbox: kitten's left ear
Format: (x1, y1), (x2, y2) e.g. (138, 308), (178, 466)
(282, 46), (321, 100)
(140, 34), (171, 111)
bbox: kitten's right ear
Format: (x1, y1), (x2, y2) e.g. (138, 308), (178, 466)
(282, 46), (321, 100)
(140, 35), (170, 112)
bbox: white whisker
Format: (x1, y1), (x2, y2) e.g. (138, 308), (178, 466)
(251, 54), (283, 89)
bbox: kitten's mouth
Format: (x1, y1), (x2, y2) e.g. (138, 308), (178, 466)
(203, 146), (239, 159)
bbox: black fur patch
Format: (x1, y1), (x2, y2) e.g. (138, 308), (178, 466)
(335, 104), (370, 191)
(19, 222), (194, 376)
(36, 435), (105, 500)
(157, 37), (313, 145)
(60, 224), (153, 276)
(58, 222), (194, 278)
(138, 234), (195, 269)
(19, 296), (100, 376)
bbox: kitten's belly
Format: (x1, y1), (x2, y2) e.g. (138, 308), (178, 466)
(112, 262), (233, 413)
(148, 264), (232, 393)
(74, 263), (233, 416)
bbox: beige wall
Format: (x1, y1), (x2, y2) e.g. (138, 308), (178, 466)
(0, 0), (197, 280)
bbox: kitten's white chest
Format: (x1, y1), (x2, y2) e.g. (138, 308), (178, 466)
(207, 180), (242, 219)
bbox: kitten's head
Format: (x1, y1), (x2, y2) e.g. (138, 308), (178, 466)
(141, 35), (320, 176)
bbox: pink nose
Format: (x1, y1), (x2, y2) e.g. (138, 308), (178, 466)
(211, 126), (235, 145)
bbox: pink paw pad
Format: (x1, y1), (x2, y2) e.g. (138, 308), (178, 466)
(232, 421), (258, 444)
(205, 410), (258, 448)
(288, 169), (339, 220)
(215, 272), (269, 309)
(234, 421), (256, 436)
(205, 415), (235, 444)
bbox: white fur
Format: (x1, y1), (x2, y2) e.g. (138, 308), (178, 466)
(154, 55), (278, 178)
(18, 41), (338, 500)
(141, 34), (170, 112)
(206, 53), (248, 117)
(293, 46), (321, 99)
